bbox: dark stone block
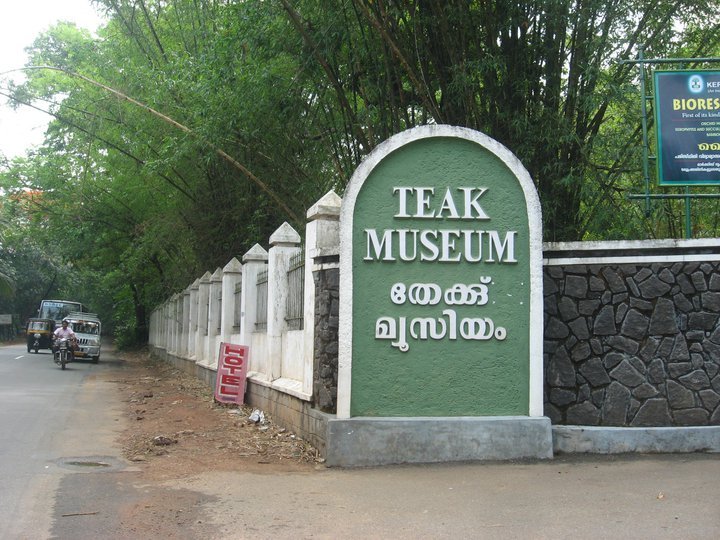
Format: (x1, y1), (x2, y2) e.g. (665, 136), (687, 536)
(673, 408), (709, 426)
(639, 338), (660, 362)
(547, 266), (565, 279)
(667, 380), (695, 408)
(589, 275), (605, 292)
(558, 297), (579, 321)
(691, 353), (704, 369)
(633, 383), (659, 399)
(568, 318), (590, 340)
(613, 293), (629, 306)
(709, 327), (720, 344)
(706, 362), (719, 379)
(544, 402), (562, 424)
(543, 273), (559, 295)
(621, 309), (649, 340)
(571, 341), (592, 362)
(638, 275), (672, 299)
(566, 401), (601, 425)
(699, 389), (720, 411)
(578, 384), (591, 402)
(673, 293), (694, 313)
(647, 359), (667, 384)
(601, 382), (631, 425)
(634, 268), (653, 282)
(545, 299), (558, 317)
(610, 359), (645, 387)
(579, 299), (601, 315)
(546, 316), (570, 339)
(686, 330), (705, 342)
(626, 277), (641, 298)
(606, 335), (639, 354)
(565, 275), (588, 298)
(658, 268), (675, 284)
(593, 305), (616, 335)
(648, 298), (679, 335)
(669, 335), (690, 361)
(688, 312), (718, 331)
(702, 292), (720, 312)
(546, 347), (576, 388)
(549, 388), (577, 407)
(668, 362), (693, 378)
(709, 273), (720, 291)
(602, 268), (626, 293)
(657, 337), (675, 357)
(317, 385), (335, 410)
(590, 338), (604, 354)
(678, 369), (711, 390)
(618, 264), (638, 275)
(603, 352), (625, 370)
(630, 298), (653, 311)
(579, 357), (611, 387)
(629, 356), (646, 374)
(677, 273), (695, 295)
(631, 399), (672, 426)
(691, 271), (708, 292)
(615, 303), (629, 323)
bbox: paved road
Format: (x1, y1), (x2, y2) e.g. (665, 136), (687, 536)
(0, 342), (127, 538)
(1, 341), (719, 539)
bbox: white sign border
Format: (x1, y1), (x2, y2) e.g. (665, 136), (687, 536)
(338, 125), (544, 419)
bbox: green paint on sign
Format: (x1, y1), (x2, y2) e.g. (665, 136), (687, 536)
(349, 136), (532, 417)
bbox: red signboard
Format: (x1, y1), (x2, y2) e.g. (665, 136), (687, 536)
(214, 343), (249, 404)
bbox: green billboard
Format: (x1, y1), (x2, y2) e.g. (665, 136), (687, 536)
(654, 70), (720, 186)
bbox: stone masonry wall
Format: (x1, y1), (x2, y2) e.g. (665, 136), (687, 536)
(544, 261), (720, 426)
(313, 264), (339, 413)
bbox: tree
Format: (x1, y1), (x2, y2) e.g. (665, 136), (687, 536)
(1, 0), (718, 343)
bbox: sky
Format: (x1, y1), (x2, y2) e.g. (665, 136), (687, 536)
(0, 0), (105, 160)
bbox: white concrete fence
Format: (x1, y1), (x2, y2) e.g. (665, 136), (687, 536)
(148, 190), (342, 404)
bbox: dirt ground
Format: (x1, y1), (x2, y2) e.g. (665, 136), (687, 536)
(109, 349), (321, 480)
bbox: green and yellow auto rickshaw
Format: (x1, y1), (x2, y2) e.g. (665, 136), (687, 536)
(26, 318), (55, 353)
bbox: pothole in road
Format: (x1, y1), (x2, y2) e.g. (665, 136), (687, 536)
(55, 456), (126, 472)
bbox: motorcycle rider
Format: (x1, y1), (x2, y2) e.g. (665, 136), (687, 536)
(53, 320), (77, 357)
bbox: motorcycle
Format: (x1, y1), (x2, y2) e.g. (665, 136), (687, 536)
(54, 337), (74, 370)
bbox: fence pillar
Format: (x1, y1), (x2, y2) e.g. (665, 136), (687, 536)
(205, 267), (223, 367)
(221, 257), (243, 342)
(180, 288), (190, 357)
(188, 279), (200, 359)
(306, 190), (341, 402)
(195, 272), (212, 364)
(169, 293), (181, 355)
(240, 244), (268, 372)
(267, 223), (302, 380)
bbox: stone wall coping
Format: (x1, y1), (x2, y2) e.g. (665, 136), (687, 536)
(545, 238), (720, 265)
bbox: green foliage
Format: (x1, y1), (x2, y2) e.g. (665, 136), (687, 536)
(1, 0), (719, 344)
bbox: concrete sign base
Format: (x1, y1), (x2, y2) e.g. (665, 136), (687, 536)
(325, 416), (553, 467)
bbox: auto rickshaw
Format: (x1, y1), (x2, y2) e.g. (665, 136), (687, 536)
(26, 318), (55, 353)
